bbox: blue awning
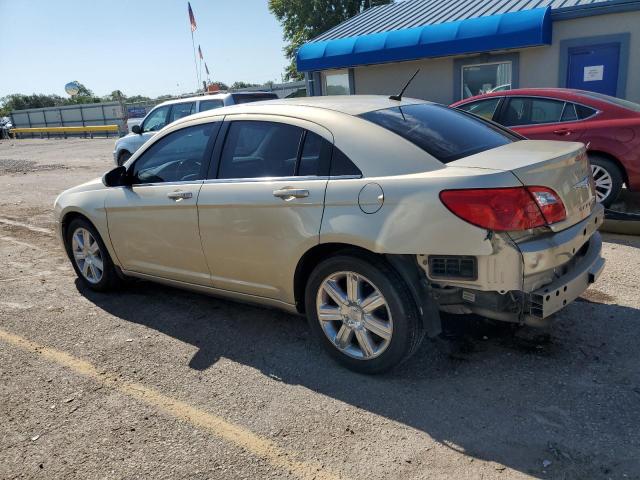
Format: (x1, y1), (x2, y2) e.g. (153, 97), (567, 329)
(297, 7), (552, 72)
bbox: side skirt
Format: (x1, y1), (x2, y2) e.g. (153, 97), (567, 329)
(120, 270), (300, 315)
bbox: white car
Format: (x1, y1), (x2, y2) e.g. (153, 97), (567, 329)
(114, 92), (277, 165)
(58, 96), (604, 373)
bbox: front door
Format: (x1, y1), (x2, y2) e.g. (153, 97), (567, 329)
(106, 122), (219, 285)
(567, 43), (620, 96)
(197, 118), (332, 303)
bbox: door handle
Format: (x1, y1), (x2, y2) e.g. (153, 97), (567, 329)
(273, 188), (309, 200)
(553, 128), (572, 136)
(167, 191), (193, 201)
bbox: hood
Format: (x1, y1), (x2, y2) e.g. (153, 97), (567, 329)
(61, 177), (106, 195)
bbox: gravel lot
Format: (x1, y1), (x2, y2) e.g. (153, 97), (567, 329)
(1, 138), (639, 480)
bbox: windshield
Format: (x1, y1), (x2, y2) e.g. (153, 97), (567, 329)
(578, 91), (640, 113)
(359, 104), (517, 163)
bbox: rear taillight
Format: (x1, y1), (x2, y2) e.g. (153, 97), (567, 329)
(527, 186), (566, 224)
(440, 187), (566, 232)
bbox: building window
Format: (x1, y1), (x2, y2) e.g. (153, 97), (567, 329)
(461, 62), (512, 99)
(322, 69), (350, 95)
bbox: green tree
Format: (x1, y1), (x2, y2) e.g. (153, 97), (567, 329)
(230, 81), (261, 90)
(269, 0), (392, 80)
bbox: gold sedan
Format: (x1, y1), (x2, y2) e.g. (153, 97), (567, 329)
(55, 96), (604, 373)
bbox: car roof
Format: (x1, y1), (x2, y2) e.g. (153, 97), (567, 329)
(156, 91), (276, 107)
(452, 88), (609, 104)
(178, 95), (429, 122)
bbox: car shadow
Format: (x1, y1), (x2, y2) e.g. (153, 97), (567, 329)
(76, 278), (640, 479)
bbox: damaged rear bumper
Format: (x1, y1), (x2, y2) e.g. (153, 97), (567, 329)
(526, 232), (604, 325)
(428, 205), (605, 327)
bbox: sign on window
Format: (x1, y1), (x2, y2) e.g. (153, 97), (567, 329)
(583, 65), (604, 82)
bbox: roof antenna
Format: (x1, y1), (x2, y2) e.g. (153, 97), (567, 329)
(389, 69), (420, 101)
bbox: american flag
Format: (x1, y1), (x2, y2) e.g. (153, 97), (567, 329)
(188, 2), (197, 32)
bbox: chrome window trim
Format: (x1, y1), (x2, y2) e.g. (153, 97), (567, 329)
(130, 180), (205, 188)
(202, 174), (362, 185)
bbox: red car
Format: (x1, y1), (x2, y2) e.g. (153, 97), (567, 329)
(451, 88), (640, 207)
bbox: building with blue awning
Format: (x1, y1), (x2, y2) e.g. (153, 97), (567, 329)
(297, 0), (640, 103)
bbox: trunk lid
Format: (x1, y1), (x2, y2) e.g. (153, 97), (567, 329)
(448, 140), (596, 231)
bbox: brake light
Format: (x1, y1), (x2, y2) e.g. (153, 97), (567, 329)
(440, 187), (566, 232)
(527, 186), (566, 224)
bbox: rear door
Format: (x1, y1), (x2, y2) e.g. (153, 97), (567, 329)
(197, 116), (332, 303)
(106, 121), (220, 285)
(498, 97), (585, 143)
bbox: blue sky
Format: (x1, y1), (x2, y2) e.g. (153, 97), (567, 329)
(0, 0), (289, 98)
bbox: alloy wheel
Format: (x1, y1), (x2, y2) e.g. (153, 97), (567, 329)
(591, 164), (613, 204)
(71, 227), (104, 284)
(316, 271), (393, 360)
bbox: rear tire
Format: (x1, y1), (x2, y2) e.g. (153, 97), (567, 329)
(589, 155), (623, 208)
(305, 253), (424, 374)
(65, 218), (121, 292)
(117, 150), (131, 166)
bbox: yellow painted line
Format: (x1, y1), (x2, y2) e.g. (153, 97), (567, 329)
(0, 217), (54, 235)
(10, 125), (119, 134)
(0, 328), (342, 480)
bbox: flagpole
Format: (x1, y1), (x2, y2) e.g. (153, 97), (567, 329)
(191, 30), (200, 92)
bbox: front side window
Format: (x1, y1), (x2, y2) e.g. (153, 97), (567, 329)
(501, 98), (565, 126)
(142, 105), (171, 133)
(218, 121), (303, 179)
(323, 70), (350, 95)
(360, 104), (515, 164)
(457, 98), (502, 120)
(462, 62), (512, 99)
(131, 123), (215, 184)
(169, 102), (196, 123)
(199, 99), (224, 112)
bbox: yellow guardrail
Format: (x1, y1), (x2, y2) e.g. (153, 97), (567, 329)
(10, 125), (119, 134)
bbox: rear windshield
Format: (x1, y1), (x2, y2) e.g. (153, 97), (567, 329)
(232, 93), (278, 104)
(577, 91), (640, 113)
(359, 103), (517, 163)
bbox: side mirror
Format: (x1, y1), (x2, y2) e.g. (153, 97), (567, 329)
(102, 166), (129, 187)
(132, 125), (142, 134)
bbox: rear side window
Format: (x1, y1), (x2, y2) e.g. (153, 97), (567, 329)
(231, 93), (278, 104)
(218, 121), (303, 179)
(199, 99), (224, 112)
(502, 98), (565, 126)
(169, 102), (196, 123)
(576, 104), (597, 119)
(360, 104), (514, 164)
(457, 98), (501, 120)
(298, 131), (332, 177)
(561, 103), (578, 122)
(330, 148), (362, 176)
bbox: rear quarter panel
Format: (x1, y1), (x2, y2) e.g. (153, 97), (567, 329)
(321, 168), (527, 291)
(321, 167), (521, 255)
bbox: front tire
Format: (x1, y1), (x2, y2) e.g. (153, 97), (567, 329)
(117, 150), (131, 166)
(65, 218), (120, 291)
(305, 254), (424, 374)
(589, 155), (623, 207)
